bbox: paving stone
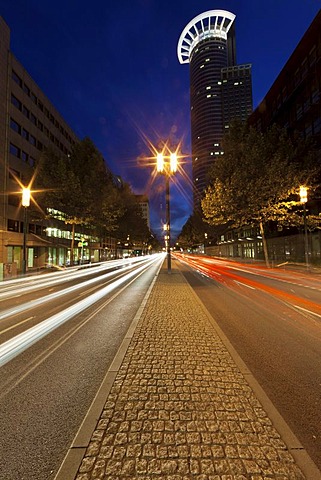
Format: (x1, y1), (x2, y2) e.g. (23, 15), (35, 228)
(74, 262), (308, 479)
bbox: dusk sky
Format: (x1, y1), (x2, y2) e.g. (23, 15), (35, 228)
(0, 0), (320, 239)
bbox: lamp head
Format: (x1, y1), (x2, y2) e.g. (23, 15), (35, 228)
(22, 187), (31, 207)
(299, 186), (308, 203)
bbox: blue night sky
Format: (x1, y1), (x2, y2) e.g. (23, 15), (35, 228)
(0, 0), (320, 240)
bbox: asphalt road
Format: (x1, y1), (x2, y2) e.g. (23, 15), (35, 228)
(0, 255), (163, 480)
(175, 253), (321, 471)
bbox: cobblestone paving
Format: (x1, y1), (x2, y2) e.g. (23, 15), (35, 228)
(75, 265), (305, 479)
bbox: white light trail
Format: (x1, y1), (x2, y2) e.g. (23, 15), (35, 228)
(0, 256), (151, 298)
(293, 305), (321, 319)
(0, 256), (156, 321)
(0, 255), (163, 367)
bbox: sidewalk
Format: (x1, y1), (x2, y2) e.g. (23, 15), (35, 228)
(57, 259), (321, 479)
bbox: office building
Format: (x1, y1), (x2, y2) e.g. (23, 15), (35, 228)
(0, 16), (80, 276)
(249, 10), (321, 150)
(135, 194), (150, 229)
(177, 10), (253, 206)
(211, 9), (321, 263)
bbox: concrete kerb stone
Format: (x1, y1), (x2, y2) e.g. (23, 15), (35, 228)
(61, 258), (321, 479)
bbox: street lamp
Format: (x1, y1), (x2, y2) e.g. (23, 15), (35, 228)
(300, 186), (309, 270)
(157, 149), (178, 273)
(22, 186), (31, 275)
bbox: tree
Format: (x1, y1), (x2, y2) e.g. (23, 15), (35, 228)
(36, 139), (153, 262)
(115, 183), (150, 244)
(202, 121), (320, 266)
(177, 212), (208, 248)
(36, 147), (89, 263)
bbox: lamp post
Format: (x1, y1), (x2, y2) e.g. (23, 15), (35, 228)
(300, 186), (309, 270)
(22, 186), (31, 275)
(157, 150), (178, 273)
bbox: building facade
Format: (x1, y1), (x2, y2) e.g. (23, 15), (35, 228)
(208, 9), (321, 264)
(0, 16), (83, 276)
(177, 10), (253, 207)
(135, 194), (150, 229)
(249, 10), (321, 149)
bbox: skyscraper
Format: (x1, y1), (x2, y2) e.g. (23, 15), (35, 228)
(177, 10), (253, 207)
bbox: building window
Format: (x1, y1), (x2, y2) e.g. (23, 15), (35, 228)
(311, 85), (320, 104)
(23, 83), (30, 96)
(30, 113), (37, 125)
(22, 106), (30, 118)
(10, 143), (20, 158)
(11, 94), (22, 110)
(8, 219), (19, 232)
(296, 103), (303, 120)
(22, 151), (29, 162)
(309, 45), (317, 66)
(313, 117), (321, 134)
(22, 128), (29, 140)
(29, 134), (36, 146)
(10, 118), (21, 134)
(305, 123), (313, 137)
(12, 70), (22, 87)
(31, 92), (37, 104)
(29, 156), (36, 167)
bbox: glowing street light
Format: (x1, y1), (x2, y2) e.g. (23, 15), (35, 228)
(22, 186), (31, 274)
(22, 187), (31, 207)
(156, 149), (178, 273)
(300, 185), (309, 270)
(300, 186), (308, 204)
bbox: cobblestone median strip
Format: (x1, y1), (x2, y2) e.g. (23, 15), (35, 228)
(75, 267), (309, 479)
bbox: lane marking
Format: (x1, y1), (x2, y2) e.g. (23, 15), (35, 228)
(0, 316), (34, 336)
(234, 280), (256, 290)
(0, 258), (163, 400)
(293, 305), (321, 319)
(0, 257), (161, 367)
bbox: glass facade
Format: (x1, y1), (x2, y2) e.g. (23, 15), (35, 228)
(185, 16), (253, 207)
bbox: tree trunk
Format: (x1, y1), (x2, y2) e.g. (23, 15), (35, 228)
(259, 221), (270, 268)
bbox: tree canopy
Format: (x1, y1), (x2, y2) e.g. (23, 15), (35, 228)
(201, 121), (320, 265)
(36, 137), (151, 260)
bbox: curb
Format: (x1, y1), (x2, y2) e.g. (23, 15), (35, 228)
(180, 259), (321, 480)
(54, 261), (162, 480)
